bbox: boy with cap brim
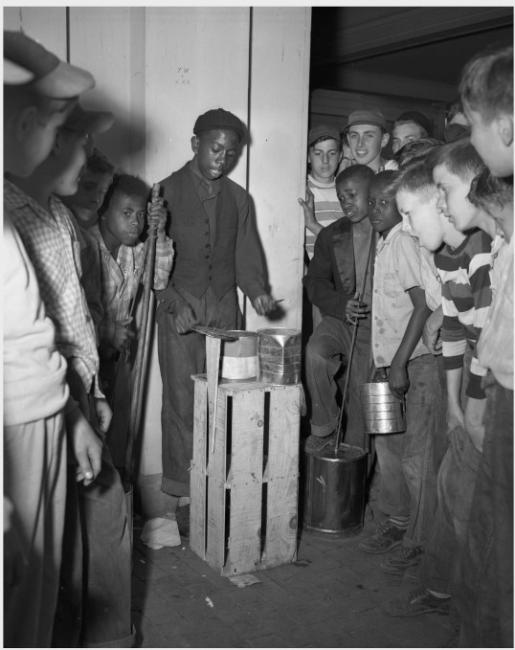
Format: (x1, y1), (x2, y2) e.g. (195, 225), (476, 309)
(3, 31), (97, 648)
(455, 45), (513, 647)
(345, 108), (397, 173)
(156, 108), (277, 529)
(8, 104), (134, 648)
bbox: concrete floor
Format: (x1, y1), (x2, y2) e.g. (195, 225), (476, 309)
(131, 511), (458, 648)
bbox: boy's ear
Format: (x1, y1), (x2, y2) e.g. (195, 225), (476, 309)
(381, 132), (390, 149)
(15, 106), (38, 143)
(498, 115), (513, 147)
(191, 135), (199, 154)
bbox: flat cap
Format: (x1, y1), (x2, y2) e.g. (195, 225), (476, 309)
(346, 109), (387, 131)
(193, 108), (248, 143)
(4, 30), (94, 98)
(308, 124), (341, 146)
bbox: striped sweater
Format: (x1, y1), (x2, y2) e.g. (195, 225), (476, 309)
(434, 228), (493, 398)
(304, 174), (344, 260)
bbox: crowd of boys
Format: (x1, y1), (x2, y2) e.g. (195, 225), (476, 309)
(3, 25), (512, 649)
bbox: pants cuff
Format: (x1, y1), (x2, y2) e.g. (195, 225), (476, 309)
(161, 475), (189, 498)
(310, 419), (338, 438)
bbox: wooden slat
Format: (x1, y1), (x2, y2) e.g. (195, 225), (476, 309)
(205, 389), (227, 568)
(190, 377), (208, 559)
(262, 385), (300, 568)
(223, 389), (264, 576)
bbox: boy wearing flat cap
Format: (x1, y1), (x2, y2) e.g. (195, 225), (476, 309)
(345, 108), (397, 174)
(156, 108), (276, 528)
(8, 104), (135, 648)
(3, 31), (99, 648)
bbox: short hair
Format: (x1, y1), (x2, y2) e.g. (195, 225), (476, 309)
(467, 169), (514, 215)
(335, 163), (375, 187)
(427, 137), (486, 179)
(370, 170), (401, 200)
(396, 160), (436, 201)
(100, 173), (150, 214)
(459, 45), (513, 122)
(310, 135), (342, 150)
(86, 149), (115, 176)
(395, 138), (443, 169)
(394, 111), (432, 137)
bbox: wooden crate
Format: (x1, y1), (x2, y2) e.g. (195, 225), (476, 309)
(190, 375), (301, 576)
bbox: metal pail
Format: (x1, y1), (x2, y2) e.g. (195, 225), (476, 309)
(303, 444), (367, 536)
(220, 330), (258, 381)
(361, 381), (406, 434)
(257, 328), (301, 385)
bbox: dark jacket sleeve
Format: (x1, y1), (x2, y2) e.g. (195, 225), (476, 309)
(234, 185), (269, 301)
(303, 226), (351, 321)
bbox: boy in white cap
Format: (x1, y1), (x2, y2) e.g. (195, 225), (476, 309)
(3, 30), (99, 648)
(345, 108), (397, 174)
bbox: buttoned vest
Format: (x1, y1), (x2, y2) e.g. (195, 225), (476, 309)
(160, 165), (240, 299)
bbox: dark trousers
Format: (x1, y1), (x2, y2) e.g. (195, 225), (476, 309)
(375, 353), (446, 547)
(305, 315), (371, 448)
(419, 423), (481, 592)
(157, 288), (241, 497)
(457, 380), (513, 648)
(52, 400), (133, 648)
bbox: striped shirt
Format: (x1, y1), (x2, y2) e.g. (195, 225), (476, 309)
(5, 179), (103, 398)
(86, 225), (174, 350)
(304, 174), (344, 260)
(434, 228), (493, 398)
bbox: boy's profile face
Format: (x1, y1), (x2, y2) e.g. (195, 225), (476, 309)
(102, 190), (146, 247)
(391, 121), (425, 154)
(396, 187), (444, 251)
(191, 128), (241, 180)
(51, 129), (89, 197)
(70, 169), (114, 215)
(336, 176), (370, 223)
(464, 105), (514, 178)
(308, 138), (342, 183)
(433, 162), (479, 232)
(346, 124), (389, 168)
(368, 181), (401, 236)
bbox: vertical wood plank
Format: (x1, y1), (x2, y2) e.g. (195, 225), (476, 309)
(262, 385), (300, 567)
(223, 389), (264, 576)
(190, 377), (208, 559)
(205, 387), (227, 569)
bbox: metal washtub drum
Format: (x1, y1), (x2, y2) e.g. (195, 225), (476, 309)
(257, 328), (301, 385)
(303, 444), (367, 535)
(360, 381), (406, 434)
(220, 330), (258, 381)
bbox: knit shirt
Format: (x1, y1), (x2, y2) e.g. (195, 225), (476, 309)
(304, 174), (344, 260)
(434, 228), (493, 398)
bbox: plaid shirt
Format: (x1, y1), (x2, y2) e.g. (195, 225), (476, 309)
(87, 225), (174, 348)
(5, 179), (103, 397)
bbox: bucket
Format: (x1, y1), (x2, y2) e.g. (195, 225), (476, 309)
(257, 328), (301, 385)
(303, 444), (367, 535)
(220, 330), (258, 381)
(360, 381), (406, 434)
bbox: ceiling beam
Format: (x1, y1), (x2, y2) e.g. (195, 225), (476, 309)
(314, 7), (513, 65)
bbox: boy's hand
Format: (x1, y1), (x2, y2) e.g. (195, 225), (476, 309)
(95, 397), (112, 434)
(464, 397), (486, 452)
(113, 317), (135, 351)
(422, 307), (443, 354)
(345, 297), (369, 325)
(147, 199), (167, 240)
(447, 402), (465, 432)
(65, 406), (103, 487)
(298, 188), (318, 231)
(388, 362), (410, 399)
(175, 303), (197, 334)
(252, 294), (277, 316)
